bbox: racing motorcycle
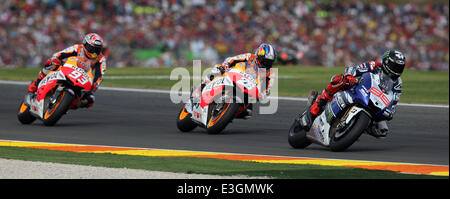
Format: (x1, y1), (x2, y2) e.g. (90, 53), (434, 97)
(176, 62), (265, 134)
(288, 68), (396, 151)
(17, 56), (94, 126)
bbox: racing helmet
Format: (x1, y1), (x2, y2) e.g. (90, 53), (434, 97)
(381, 50), (405, 80)
(83, 33), (103, 59)
(255, 43), (277, 69)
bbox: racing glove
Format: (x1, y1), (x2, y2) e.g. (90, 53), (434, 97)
(43, 58), (62, 74)
(343, 74), (356, 87)
(209, 64), (226, 81)
(369, 120), (389, 138)
(44, 58), (61, 68)
(79, 91), (95, 108)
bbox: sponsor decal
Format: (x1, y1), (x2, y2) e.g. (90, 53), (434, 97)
(312, 120), (325, 143)
(203, 77), (226, 92)
(359, 88), (368, 97)
(31, 105), (38, 112)
(39, 71), (63, 87)
(193, 111), (202, 119)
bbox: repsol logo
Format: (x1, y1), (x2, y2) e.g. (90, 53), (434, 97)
(39, 72), (60, 86)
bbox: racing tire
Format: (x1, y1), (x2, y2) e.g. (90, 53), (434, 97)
(42, 90), (74, 126)
(176, 105), (197, 132)
(288, 119), (312, 149)
(329, 112), (371, 152)
(205, 102), (241, 134)
(17, 101), (36, 124)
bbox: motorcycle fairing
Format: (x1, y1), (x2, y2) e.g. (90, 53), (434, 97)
(353, 72), (395, 120)
(188, 62), (262, 126)
(62, 59), (94, 90)
(307, 111), (331, 146)
(36, 70), (66, 102)
(200, 76), (234, 108)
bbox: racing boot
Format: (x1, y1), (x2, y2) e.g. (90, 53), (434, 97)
(298, 88), (333, 130)
(25, 71), (45, 104)
(27, 71), (45, 94)
(297, 91), (319, 130)
(309, 89), (333, 116)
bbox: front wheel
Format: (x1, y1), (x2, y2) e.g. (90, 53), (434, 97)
(288, 118), (312, 149)
(17, 101), (36, 124)
(205, 101), (241, 134)
(42, 90), (74, 126)
(329, 112), (371, 152)
(176, 105), (197, 132)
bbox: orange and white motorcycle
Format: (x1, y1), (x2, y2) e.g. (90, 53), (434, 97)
(18, 56), (95, 126)
(176, 62), (267, 134)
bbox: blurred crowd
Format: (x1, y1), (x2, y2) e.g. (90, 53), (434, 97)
(0, 0), (448, 71)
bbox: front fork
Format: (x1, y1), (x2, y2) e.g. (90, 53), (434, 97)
(45, 85), (65, 112)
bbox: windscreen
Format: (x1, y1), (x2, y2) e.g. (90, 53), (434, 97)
(245, 63), (259, 80)
(378, 70), (394, 93)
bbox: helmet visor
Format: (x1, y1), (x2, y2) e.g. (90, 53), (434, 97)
(259, 58), (274, 69)
(383, 62), (403, 80)
(84, 43), (102, 56)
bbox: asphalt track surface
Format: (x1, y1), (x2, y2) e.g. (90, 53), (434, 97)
(0, 83), (448, 165)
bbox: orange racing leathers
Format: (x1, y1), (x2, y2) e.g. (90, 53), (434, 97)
(210, 53), (274, 97)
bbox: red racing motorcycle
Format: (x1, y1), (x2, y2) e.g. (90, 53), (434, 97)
(18, 56), (94, 126)
(176, 61), (267, 134)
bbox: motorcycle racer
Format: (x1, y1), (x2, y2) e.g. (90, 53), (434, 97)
(298, 50), (405, 138)
(27, 33), (106, 108)
(203, 43), (277, 119)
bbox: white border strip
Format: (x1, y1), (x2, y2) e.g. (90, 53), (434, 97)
(1, 139), (447, 167)
(104, 75), (299, 80)
(1, 80), (448, 108)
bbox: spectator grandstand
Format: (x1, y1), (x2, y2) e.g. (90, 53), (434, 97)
(0, 0), (448, 71)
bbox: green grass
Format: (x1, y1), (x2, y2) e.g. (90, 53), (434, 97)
(0, 146), (444, 179)
(0, 66), (448, 104)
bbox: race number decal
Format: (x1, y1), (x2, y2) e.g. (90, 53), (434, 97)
(68, 70), (89, 85)
(68, 70), (82, 79)
(369, 87), (390, 106)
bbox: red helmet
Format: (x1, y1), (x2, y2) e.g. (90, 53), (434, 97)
(83, 33), (103, 59)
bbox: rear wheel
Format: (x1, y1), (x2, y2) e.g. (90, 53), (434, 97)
(329, 112), (371, 152)
(176, 105), (197, 132)
(288, 119), (312, 149)
(17, 101), (36, 124)
(42, 90), (74, 126)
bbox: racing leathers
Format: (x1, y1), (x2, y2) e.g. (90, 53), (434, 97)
(301, 61), (402, 138)
(27, 44), (107, 108)
(204, 53), (275, 118)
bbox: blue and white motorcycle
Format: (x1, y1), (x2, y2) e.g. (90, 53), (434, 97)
(288, 68), (396, 151)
